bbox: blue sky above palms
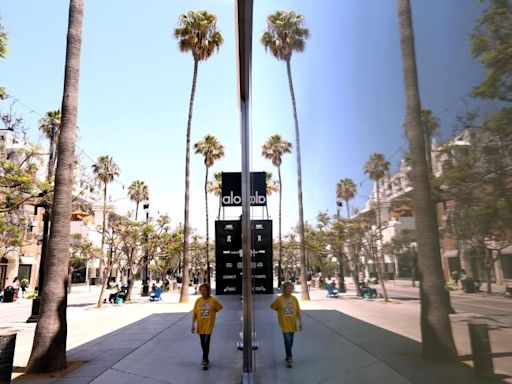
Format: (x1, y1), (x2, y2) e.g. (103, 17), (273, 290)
(0, 0), (490, 237)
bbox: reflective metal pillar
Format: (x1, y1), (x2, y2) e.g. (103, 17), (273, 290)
(236, 0), (254, 381)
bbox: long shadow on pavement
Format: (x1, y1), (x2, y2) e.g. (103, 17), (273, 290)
(14, 296), (242, 384)
(253, 295), (507, 384)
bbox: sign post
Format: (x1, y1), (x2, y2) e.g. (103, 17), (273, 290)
(236, 0), (254, 380)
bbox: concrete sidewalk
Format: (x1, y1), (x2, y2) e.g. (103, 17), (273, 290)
(14, 293), (494, 384)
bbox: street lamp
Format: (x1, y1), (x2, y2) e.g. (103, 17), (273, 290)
(141, 202), (150, 296)
(334, 199), (347, 293)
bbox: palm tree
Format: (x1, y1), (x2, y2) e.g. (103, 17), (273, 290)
(194, 135), (225, 285)
(27, 0), (84, 373)
(335, 178), (356, 293)
(262, 11), (310, 300)
(262, 134), (292, 288)
(265, 172), (280, 196)
(336, 178), (357, 218)
(128, 180), (149, 220)
(207, 171), (222, 219)
(364, 153), (390, 302)
(174, 10), (223, 303)
(397, 0), (457, 361)
(38, 109), (62, 180)
(92, 155), (120, 293)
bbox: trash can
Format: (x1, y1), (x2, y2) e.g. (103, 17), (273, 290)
(2, 287), (14, 303)
(0, 331), (16, 384)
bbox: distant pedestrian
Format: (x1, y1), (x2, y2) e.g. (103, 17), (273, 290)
(191, 283), (223, 370)
(271, 281), (302, 368)
(193, 274), (199, 293)
(12, 277), (20, 300)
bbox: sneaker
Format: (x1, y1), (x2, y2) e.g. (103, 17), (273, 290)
(286, 358), (293, 368)
(202, 360), (209, 370)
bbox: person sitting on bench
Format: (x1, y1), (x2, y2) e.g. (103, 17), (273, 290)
(326, 281), (339, 298)
(150, 286), (162, 301)
(358, 280), (377, 299)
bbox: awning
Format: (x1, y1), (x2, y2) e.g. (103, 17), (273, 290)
(20, 256), (37, 265)
(443, 250), (458, 258)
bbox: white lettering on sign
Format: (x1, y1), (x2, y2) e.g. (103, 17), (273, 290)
(223, 275), (237, 280)
(255, 274), (266, 279)
(225, 224), (234, 230)
(224, 286), (236, 292)
(222, 191), (266, 206)
(226, 263), (233, 268)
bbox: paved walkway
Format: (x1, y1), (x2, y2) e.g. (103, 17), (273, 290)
(12, 291), (496, 384)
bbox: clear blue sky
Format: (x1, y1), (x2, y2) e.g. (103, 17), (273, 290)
(0, 0), (488, 237)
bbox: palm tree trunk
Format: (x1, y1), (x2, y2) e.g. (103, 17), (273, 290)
(135, 201), (139, 221)
(27, 0), (83, 373)
(278, 165), (283, 288)
(99, 182), (107, 284)
(205, 165), (210, 285)
(345, 199), (350, 218)
(375, 189), (389, 302)
(180, 59), (199, 303)
(217, 195), (221, 220)
(398, 0), (457, 361)
(286, 59), (310, 301)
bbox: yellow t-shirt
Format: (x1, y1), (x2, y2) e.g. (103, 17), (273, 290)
(193, 296), (223, 335)
(271, 295), (300, 333)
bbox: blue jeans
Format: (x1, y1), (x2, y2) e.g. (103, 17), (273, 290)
(283, 332), (294, 359)
(199, 334), (211, 361)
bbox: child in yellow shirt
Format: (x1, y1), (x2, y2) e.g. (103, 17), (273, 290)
(271, 282), (302, 368)
(192, 283), (223, 370)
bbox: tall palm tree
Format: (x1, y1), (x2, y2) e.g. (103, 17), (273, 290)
(397, 0), (457, 361)
(27, 0), (84, 373)
(194, 135), (224, 285)
(128, 180), (149, 220)
(262, 11), (310, 300)
(207, 171), (222, 219)
(39, 109), (62, 178)
(265, 172), (280, 195)
(264, 171), (280, 219)
(336, 178), (357, 218)
(262, 134), (292, 288)
(174, 10), (223, 303)
(92, 155), (120, 289)
(364, 153), (390, 302)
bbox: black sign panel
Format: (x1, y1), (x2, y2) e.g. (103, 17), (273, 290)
(251, 220), (273, 294)
(221, 172), (267, 207)
(215, 219), (273, 295)
(215, 220), (242, 295)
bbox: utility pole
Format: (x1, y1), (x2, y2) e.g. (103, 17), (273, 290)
(27, 122), (56, 323)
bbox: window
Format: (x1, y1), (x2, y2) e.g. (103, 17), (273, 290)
(502, 254), (512, 280)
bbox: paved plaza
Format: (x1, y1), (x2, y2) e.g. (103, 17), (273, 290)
(1, 282), (510, 384)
